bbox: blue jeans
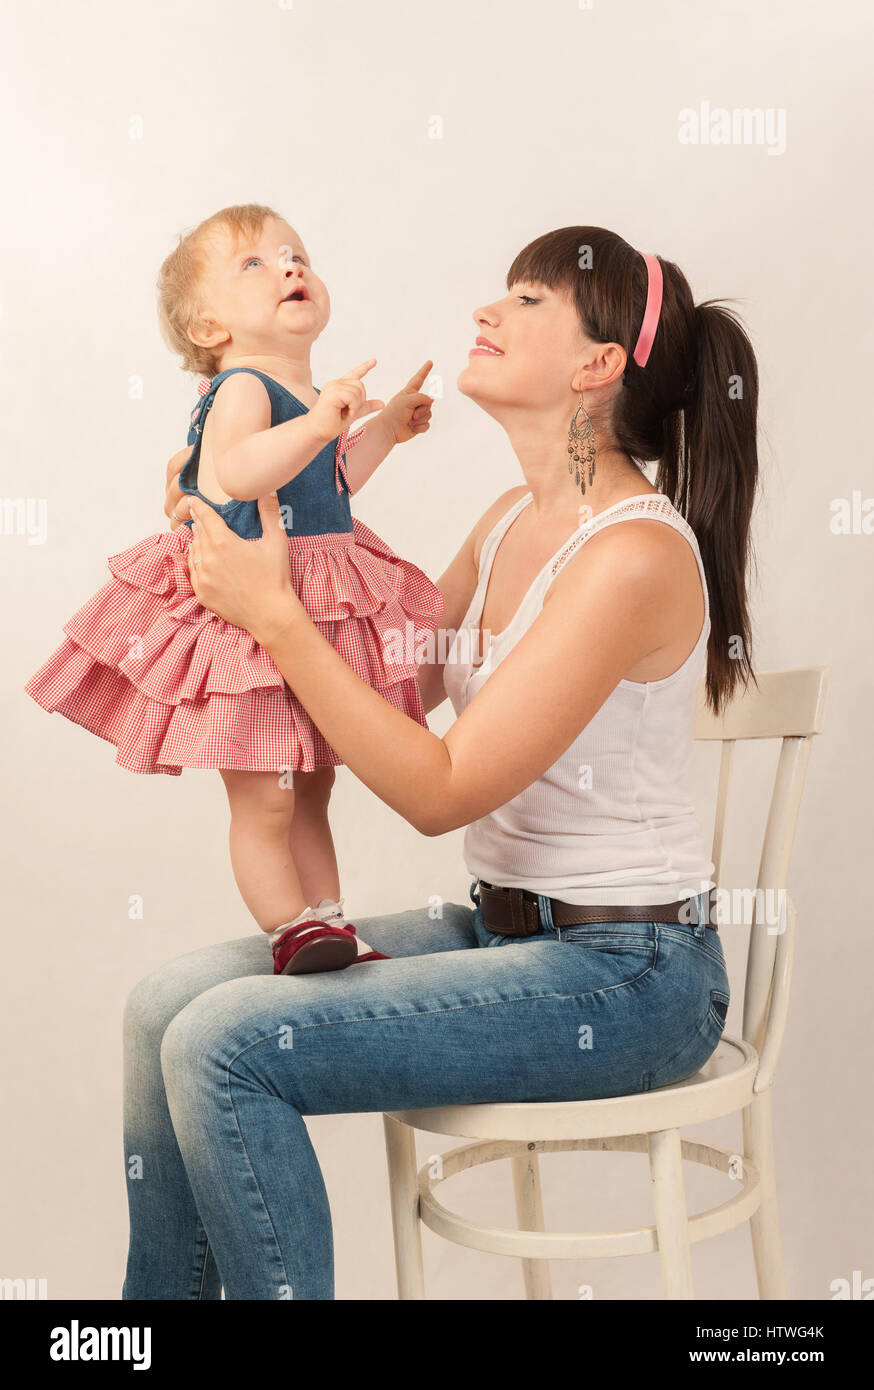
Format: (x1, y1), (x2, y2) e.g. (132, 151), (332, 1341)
(122, 885), (729, 1300)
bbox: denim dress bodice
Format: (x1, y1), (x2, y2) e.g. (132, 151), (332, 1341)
(178, 367), (354, 540)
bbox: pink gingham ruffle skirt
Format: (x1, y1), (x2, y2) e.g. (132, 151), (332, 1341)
(25, 518), (443, 776)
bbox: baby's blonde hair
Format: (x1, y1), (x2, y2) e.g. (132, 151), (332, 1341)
(157, 203), (283, 377)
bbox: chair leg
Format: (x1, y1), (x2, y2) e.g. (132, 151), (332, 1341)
(743, 1089), (788, 1299)
(648, 1128), (694, 1298)
(382, 1115), (425, 1299)
(510, 1151), (553, 1300)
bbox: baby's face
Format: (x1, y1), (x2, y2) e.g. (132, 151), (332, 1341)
(190, 216), (330, 361)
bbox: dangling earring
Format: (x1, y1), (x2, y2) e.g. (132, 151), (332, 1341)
(567, 393), (596, 494)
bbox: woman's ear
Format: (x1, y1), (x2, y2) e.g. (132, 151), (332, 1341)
(572, 341), (627, 395)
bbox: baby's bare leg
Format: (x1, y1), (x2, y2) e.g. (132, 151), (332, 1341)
(290, 767), (385, 959)
(289, 767), (340, 906)
(220, 770), (305, 934)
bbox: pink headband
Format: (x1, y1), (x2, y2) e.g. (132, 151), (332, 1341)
(632, 252), (663, 368)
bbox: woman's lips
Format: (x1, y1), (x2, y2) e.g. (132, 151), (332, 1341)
(469, 338), (504, 356)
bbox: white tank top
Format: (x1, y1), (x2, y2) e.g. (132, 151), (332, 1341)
(443, 491), (716, 906)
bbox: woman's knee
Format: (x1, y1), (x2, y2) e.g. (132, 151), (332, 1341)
(124, 938), (270, 1047)
(159, 989), (225, 1094)
(123, 958), (199, 1048)
(159, 978), (309, 1132)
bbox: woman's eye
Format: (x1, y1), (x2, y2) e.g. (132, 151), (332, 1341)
(519, 294), (539, 305)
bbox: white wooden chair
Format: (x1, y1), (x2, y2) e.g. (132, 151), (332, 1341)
(382, 666), (831, 1300)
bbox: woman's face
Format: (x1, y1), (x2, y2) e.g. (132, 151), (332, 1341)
(457, 277), (594, 417)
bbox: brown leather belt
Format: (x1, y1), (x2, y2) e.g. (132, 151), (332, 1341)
(476, 880), (717, 936)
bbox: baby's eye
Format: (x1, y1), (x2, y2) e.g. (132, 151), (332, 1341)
(243, 257), (264, 269)
(277, 247), (308, 268)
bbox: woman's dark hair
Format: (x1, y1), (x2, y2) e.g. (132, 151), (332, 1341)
(507, 226), (759, 717)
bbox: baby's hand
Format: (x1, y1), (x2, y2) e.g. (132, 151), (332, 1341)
(378, 360), (434, 446)
(309, 359), (385, 443)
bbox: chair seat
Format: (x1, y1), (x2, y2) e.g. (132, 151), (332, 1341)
(385, 1033), (757, 1142)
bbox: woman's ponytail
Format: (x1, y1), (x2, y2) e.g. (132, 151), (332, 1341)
(670, 301), (760, 714)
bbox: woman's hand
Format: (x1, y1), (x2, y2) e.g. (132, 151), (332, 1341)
(187, 492), (302, 645)
(165, 446), (194, 529)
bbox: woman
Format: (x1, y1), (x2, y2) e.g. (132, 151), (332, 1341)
(123, 225), (758, 1299)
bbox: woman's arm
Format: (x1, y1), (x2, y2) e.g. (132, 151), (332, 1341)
(186, 493), (677, 837)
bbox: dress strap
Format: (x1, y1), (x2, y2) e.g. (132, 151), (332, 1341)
(187, 367), (283, 444)
(189, 372), (223, 442)
(334, 425), (366, 495)
(477, 492), (533, 581)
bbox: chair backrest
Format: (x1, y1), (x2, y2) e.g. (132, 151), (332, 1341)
(693, 667), (831, 1056)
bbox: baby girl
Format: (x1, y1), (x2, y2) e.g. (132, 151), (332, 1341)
(25, 203), (443, 975)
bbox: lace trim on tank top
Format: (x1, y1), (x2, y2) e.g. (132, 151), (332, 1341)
(548, 494), (711, 686)
(550, 494), (684, 577)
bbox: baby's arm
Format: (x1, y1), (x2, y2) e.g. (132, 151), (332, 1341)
(341, 360), (434, 494)
(340, 417), (395, 494)
(207, 374), (329, 501)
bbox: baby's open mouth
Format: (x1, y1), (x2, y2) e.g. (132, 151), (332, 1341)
(282, 287), (309, 303)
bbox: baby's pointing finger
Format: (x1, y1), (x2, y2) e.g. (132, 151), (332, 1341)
(343, 358), (378, 380)
(404, 360), (434, 391)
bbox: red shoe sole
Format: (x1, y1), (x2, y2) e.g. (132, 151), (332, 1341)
(278, 932), (358, 975)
